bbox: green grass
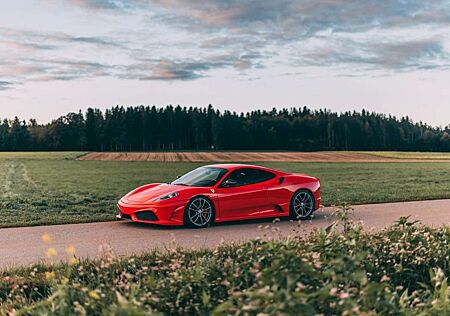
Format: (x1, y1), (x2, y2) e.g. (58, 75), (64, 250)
(366, 151), (450, 160)
(264, 161), (450, 205)
(1, 152), (450, 228)
(2, 218), (450, 315)
(0, 151), (85, 160)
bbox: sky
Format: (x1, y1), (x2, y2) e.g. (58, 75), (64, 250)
(1, 1), (450, 126)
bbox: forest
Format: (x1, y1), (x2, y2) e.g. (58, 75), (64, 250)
(1, 105), (449, 152)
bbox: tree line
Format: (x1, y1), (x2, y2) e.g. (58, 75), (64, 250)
(1, 105), (449, 152)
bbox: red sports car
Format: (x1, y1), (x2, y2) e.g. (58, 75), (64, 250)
(117, 164), (320, 228)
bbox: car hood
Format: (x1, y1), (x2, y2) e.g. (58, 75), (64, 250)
(122, 183), (190, 204)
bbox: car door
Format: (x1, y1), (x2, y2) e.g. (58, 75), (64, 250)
(215, 168), (268, 220)
(251, 169), (282, 216)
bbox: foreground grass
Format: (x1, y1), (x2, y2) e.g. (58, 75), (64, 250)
(2, 152), (450, 227)
(2, 218), (450, 315)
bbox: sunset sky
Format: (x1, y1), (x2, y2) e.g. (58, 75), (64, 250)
(1, 1), (450, 126)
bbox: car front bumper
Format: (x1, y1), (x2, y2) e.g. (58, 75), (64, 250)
(116, 199), (188, 226)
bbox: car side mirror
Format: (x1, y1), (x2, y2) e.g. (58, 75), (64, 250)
(222, 178), (237, 188)
(176, 175), (181, 179)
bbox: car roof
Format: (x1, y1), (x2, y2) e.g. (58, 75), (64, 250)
(204, 163), (281, 173)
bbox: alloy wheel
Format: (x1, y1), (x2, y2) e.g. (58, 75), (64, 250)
(186, 197), (213, 227)
(292, 190), (314, 219)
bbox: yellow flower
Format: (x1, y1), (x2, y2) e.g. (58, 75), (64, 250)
(66, 245), (76, 255)
(88, 290), (101, 300)
(45, 271), (55, 280)
(47, 248), (57, 258)
(68, 257), (78, 266)
(42, 233), (51, 243)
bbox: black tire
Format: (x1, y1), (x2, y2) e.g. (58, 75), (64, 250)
(184, 196), (215, 228)
(290, 189), (315, 220)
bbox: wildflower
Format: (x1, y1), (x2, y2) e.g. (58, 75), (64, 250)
(66, 245), (76, 255)
(380, 275), (390, 282)
(330, 287), (338, 296)
(45, 271), (55, 280)
(42, 233), (51, 243)
(436, 267), (445, 280)
(222, 280), (231, 287)
(73, 301), (86, 314)
(295, 282), (305, 292)
(47, 248), (57, 258)
(69, 257), (78, 265)
(88, 290), (101, 300)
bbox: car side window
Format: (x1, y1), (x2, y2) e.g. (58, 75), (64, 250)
(220, 169), (249, 187)
(220, 168), (275, 187)
(254, 169), (276, 183)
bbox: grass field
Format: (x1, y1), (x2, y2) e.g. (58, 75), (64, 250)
(368, 151), (450, 160)
(1, 152), (450, 228)
(0, 152), (85, 160)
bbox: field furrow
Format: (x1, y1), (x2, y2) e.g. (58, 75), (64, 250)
(77, 151), (450, 162)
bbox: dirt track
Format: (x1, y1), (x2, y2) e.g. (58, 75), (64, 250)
(2, 199), (450, 269)
(77, 151), (446, 162)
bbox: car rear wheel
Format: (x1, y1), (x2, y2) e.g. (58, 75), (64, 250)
(290, 189), (315, 220)
(184, 196), (214, 228)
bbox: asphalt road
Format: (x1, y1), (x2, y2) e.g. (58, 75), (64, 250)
(1, 199), (450, 270)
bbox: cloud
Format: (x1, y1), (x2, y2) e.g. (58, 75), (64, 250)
(294, 37), (450, 72)
(60, 0), (450, 70)
(0, 23), (264, 86)
(122, 52), (263, 81)
(0, 49), (261, 85)
(376, 40), (448, 70)
(68, 36), (123, 47)
(64, 0), (450, 34)
(1, 0), (450, 90)
(134, 60), (207, 81)
(0, 28), (131, 86)
(0, 28), (123, 52)
(0, 81), (14, 90)
(67, 0), (123, 10)
(0, 58), (117, 83)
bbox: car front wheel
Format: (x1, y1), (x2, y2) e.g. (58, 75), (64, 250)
(184, 196), (214, 228)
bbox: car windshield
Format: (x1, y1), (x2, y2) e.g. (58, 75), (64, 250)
(172, 167), (228, 187)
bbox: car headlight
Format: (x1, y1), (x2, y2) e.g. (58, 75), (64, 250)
(157, 192), (179, 201)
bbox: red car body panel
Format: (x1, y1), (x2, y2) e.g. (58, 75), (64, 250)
(117, 164), (321, 226)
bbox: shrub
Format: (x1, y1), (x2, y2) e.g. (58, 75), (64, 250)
(2, 217), (450, 315)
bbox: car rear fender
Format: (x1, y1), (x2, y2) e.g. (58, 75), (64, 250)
(281, 174), (321, 201)
(282, 174), (319, 185)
